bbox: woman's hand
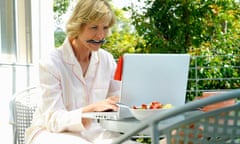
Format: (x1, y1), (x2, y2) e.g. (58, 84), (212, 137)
(81, 96), (119, 128)
(82, 96), (119, 112)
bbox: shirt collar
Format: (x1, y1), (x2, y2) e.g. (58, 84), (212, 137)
(62, 38), (99, 65)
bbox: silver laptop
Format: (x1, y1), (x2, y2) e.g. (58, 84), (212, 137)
(82, 53), (190, 120)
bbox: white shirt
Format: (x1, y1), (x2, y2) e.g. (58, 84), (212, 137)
(25, 39), (121, 143)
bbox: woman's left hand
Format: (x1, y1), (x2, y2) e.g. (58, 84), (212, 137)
(82, 96), (119, 112)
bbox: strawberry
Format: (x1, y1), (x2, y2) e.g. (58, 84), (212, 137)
(132, 105), (137, 109)
(150, 101), (162, 109)
(141, 104), (148, 109)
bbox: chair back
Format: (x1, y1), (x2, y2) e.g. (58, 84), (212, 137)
(162, 103), (240, 144)
(10, 87), (41, 144)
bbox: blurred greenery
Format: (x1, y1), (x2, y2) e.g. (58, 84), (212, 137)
(101, 6), (146, 59)
(127, 0), (240, 54)
(53, 0), (69, 26)
(54, 29), (66, 48)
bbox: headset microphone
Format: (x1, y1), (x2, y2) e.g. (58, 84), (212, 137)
(86, 39), (106, 44)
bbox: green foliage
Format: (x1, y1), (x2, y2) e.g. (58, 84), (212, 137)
(101, 4), (146, 59)
(53, 0), (69, 17)
(128, 0), (239, 54)
(54, 0), (70, 26)
(53, 0), (71, 45)
(186, 1), (240, 101)
(54, 29), (66, 48)
(101, 11), (146, 59)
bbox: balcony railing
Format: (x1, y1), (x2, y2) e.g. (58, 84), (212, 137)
(187, 55), (240, 101)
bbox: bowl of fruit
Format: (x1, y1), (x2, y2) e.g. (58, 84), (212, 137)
(130, 101), (173, 120)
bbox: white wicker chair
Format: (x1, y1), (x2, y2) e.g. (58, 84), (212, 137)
(9, 86), (41, 144)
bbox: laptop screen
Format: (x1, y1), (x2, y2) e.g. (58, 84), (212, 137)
(120, 54), (190, 108)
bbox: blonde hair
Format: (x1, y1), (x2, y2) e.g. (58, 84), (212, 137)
(66, 0), (116, 39)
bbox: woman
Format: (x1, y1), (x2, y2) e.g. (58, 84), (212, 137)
(25, 0), (132, 143)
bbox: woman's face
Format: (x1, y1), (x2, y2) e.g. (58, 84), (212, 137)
(76, 21), (110, 51)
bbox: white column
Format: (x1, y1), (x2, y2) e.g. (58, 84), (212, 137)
(31, 0), (54, 62)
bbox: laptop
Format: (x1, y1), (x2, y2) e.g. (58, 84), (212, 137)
(82, 53), (190, 120)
